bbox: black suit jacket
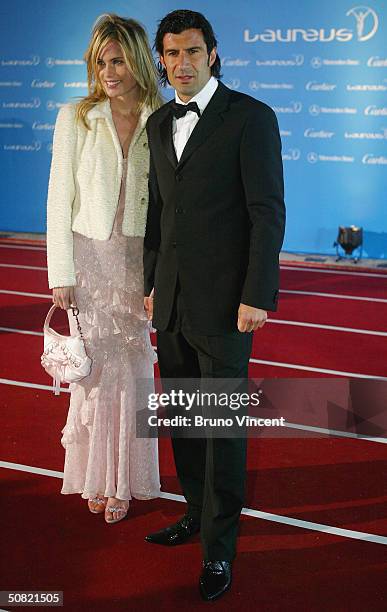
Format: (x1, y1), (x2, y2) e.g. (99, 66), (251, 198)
(144, 81), (285, 335)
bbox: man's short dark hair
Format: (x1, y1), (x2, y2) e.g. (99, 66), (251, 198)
(155, 9), (222, 87)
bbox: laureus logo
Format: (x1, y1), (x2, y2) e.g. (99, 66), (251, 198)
(282, 148), (301, 161)
(244, 5), (379, 43)
(223, 78), (241, 90)
(346, 6), (378, 42)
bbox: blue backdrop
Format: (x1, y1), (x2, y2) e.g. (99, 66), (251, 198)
(1, 1), (386, 257)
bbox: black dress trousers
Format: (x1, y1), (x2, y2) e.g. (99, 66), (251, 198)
(156, 285), (253, 561)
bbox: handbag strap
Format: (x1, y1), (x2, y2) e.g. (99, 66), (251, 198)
(44, 304), (85, 339)
(71, 307), (85, 339)
(43, 304), (57, 330)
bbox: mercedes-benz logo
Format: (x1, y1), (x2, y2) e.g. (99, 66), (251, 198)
(311, 57), (322, 69)
(46, 100), (56, 111)
(308, 152), (319, 164)
(309, 104), (320, 116)
(45, 57), (55, 68)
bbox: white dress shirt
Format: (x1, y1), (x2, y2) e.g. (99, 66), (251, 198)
(172, 76), (219, 161)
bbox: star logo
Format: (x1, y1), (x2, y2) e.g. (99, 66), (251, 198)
(311, 57), (322, 69)
(309, 104), (320, 116)
(307, 152), (319, 164)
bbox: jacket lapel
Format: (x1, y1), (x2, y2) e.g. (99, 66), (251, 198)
(157, 82), (231, 170)
(159, 107), (178, 168)
(87, 99), (151, 159)
(177, 82), (231, 169)
(132, 105), (152, 148)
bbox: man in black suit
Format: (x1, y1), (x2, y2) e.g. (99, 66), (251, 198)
(143, 9), (285, 601)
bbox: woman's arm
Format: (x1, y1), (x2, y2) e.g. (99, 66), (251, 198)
(46, 104), (78, 293)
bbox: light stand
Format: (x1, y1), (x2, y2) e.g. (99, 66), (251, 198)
(333, 226), (363, 263)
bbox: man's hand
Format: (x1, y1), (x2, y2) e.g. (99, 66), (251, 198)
(237, 303), (267, 333)
(52, 286), (77, 310)
(144, 290), (154, 321)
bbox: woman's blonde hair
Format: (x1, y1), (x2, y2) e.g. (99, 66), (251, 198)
(77, 13), (162, 128)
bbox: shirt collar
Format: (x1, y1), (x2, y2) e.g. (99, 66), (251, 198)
(175, 76), (218, 114)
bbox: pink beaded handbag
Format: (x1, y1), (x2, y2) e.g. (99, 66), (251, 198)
(41, 305), (92, 395)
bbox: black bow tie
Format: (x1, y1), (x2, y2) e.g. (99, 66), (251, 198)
(170, 100), (201, 119)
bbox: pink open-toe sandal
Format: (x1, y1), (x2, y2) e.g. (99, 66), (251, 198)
(88, 495), (107, 514)
(105, 501), (129, 524)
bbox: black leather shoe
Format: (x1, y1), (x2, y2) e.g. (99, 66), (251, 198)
(199, 560), (232, 601)
(145, 514), (200, 546)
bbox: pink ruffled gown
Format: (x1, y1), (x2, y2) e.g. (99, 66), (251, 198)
(61, 156), (160, 503)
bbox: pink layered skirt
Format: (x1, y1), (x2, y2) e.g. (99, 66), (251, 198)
(61, 159), (160, 502)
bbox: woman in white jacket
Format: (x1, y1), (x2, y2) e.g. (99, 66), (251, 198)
(47, 14), (162, 523)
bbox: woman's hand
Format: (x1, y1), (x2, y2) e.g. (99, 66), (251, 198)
(144, 295), (153, 321)
(144, 288), (154, 321)
(52, 286), (77, 310)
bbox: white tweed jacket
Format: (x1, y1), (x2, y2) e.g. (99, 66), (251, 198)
(46, 99), (152, 289)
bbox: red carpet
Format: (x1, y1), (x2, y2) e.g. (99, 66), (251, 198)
(2, 384), (387, 530)
(251, 324), (387, 377)
(0, 293), (58, 331)
(0, 267), (49, 294)
(280, 267), (387, 298)
(1, 319), (385, 385)
(0, 245), (47, 266)
(1, 469), (387, 611)
(1, 242), (387, 610)
(271, 294), (387, 331)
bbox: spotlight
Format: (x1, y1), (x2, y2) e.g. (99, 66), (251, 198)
(333, 226), (363, 263)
